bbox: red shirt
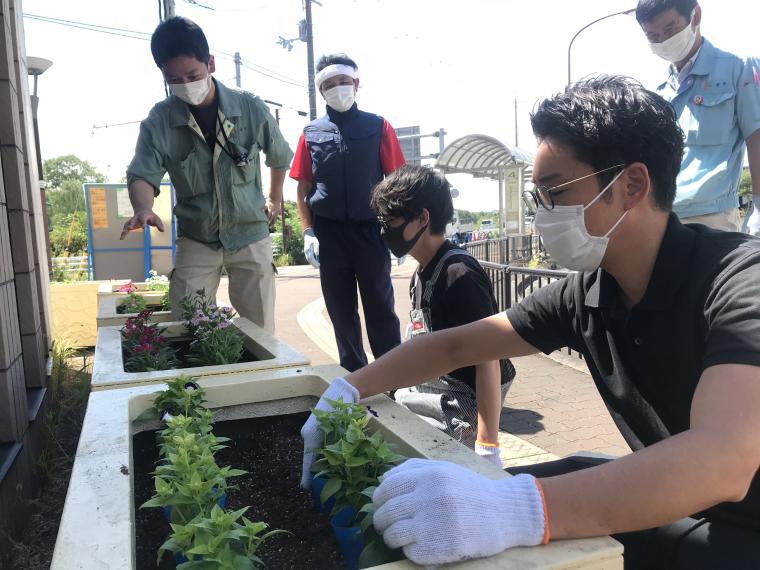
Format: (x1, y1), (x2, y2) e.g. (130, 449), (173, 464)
(289, 118), (406, 182)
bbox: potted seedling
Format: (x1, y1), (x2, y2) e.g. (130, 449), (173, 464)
(312, 400), (405, 569)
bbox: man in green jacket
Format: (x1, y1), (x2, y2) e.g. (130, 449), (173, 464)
(122, 17), (292, 332)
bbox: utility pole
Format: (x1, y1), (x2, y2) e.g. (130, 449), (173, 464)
(162, 0), (175, 19)
(514, 96), (519, 148)
(304, 0), (317, 120)
(234, 52), (242, 87)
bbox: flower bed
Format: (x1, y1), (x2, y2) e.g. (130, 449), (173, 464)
(96, 292), (173, 328)
(91, 317), (309, 390)
(51, 365), (623, 570)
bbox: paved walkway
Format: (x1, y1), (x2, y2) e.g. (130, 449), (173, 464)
(217, 264), (630, 463)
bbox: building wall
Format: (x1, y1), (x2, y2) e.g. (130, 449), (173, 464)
(0, 0), (53, 551)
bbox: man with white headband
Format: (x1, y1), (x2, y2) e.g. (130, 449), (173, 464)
(123, 17), (292, 332)
(637, 0), (760, 234)
(290, 53), (406, 372)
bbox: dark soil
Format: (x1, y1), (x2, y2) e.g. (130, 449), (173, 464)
(133, 412), (345, 569)
(116, 302), (165, 315)
(123, 337), (259, 370)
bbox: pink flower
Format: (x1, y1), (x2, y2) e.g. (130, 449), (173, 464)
(117, 281), (136, 293)
(217, 321), (231, 329)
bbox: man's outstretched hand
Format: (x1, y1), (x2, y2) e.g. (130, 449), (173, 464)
(120, 209), (165, 240)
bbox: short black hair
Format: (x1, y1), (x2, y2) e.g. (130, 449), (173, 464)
(636, 0), (697, 24)
(530, 75), (684, 211)
(315, 53), (358, 73)
(371, 165), (454, 235)
(151, 17), (210, 69)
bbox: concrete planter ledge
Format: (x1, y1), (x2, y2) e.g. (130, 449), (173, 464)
(51, 365), (622, 569)
(91, 317), (310, 390)
(96, 291), (173, 328)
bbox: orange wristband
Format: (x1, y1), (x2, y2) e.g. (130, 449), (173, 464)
(534, 478), (551, 544)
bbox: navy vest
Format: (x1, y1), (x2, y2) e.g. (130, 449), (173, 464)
(304, 104), (383, 222)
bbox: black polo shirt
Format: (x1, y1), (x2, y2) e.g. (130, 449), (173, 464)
(506, 213), (760, 528)
(413, 241), (515, 391)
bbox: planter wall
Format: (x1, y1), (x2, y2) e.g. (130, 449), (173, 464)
(96, 292), (173, 328)
(52, 365), (622, 569)
(91, 317), (310, 390)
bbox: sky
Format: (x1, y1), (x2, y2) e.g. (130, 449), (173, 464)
(22, 0), (760, 212)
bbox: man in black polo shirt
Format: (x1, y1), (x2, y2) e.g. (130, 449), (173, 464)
(299, 75), (760, 567)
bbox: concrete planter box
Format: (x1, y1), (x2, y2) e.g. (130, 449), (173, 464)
(96, 291), (173, 328)
(51, 365), (622, 569)
(91, 317), (310, 391)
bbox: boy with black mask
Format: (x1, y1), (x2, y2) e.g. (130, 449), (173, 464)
(370, 165), (515, 466)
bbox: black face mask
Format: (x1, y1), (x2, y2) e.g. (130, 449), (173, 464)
(381, 218), (428, 258)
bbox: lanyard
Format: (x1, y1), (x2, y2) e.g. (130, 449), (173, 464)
(215, 113), (250, 167)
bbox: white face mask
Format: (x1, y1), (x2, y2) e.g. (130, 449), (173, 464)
(649, 10), (698, 63)
(324, 84), (356, 112)
(170, 75), (211, 106)
(533, 169), (627, 272)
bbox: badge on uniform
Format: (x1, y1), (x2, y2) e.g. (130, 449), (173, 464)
(693, 95), (704, 105)
(409, 308), (431, 338)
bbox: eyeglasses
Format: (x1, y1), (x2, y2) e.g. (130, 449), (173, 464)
(377, 215), (408, 233)
(523, 164), (625, 211)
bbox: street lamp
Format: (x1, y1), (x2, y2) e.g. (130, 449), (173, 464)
(567, 8), (636, 86)
(27, 56), (54, 269)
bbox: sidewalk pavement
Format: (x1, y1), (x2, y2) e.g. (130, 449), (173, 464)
(217, 263), (629, 464)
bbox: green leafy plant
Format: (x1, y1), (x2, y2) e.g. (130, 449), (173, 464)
(144, 411), (242, 523)
(311, 399), (405, 567)
(141, 380), (282, 568)
(160, 289), (172, 311)
(152, 375), (206, 419)
(180, 290), (243, 366)
(118, 292), (148, 315)
(159, 505), (286, 569)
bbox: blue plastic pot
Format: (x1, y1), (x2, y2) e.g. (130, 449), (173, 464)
(311, 475), (336, 513)
(331, 507), (363, 570)
(163, 490), (226, 523)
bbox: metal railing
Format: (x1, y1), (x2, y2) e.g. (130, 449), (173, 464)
(479, 261), (583, 360)
(51, 255), (90, 281)
(463, 234), (543, 265)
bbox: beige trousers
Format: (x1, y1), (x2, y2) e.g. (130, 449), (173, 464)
(681, 208), (741, 232)
(169, 236), (276, 333)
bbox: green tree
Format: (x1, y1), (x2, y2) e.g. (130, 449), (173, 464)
(43, 155), (105, 190)
(738, 168), (752, 200)
(270, 200), (306, 266)
(43, 155), (105, 261)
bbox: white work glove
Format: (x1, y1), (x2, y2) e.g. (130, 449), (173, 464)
(475, 440), (503, 468)
(303, 227), (320, 269)
(300, 377), (360, 489)
(745, 202), (760, 237)
(373, 459), (547, 565)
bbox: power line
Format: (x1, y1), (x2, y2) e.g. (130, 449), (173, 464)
(24, 14), (150, 41)
(23, 14), (306, 88)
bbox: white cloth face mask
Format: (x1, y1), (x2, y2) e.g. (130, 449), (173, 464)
(170, 75), (211, 106)
(533, 169), (627, 272)
(324, 85), (356, 112)
(649, 9), (698, 63)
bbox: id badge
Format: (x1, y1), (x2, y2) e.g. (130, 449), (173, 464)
(409, 308), (431, 338)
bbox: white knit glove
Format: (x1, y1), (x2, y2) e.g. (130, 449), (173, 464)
(300, 377), (360, 489)
(303, 228), (320, 269)
(373, 459), (547, 565)
(475, 440), (503, 468)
